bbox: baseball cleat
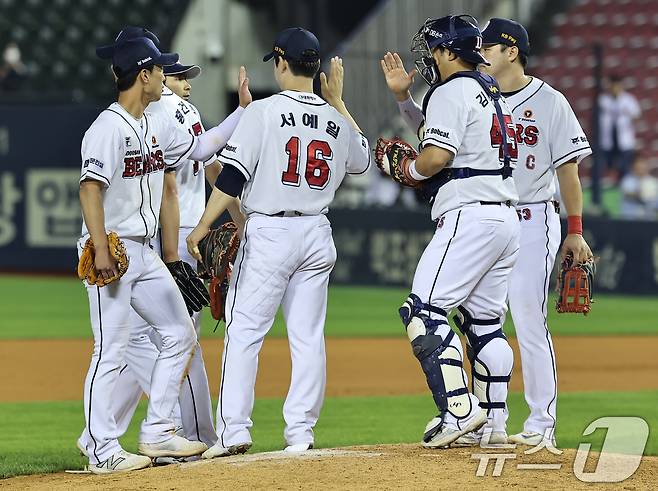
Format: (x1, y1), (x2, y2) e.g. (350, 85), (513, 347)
(422, 409), (488, 449)
(152, 454), (201, 466)
(508, 431), (555, 447)
(202, 442), (252, 459)
(284, 443), (313, 452)
(451, 430), (508, 447)
(89, 450), (152, 474)
(138, 435), (208, 458)
(76, 439), (88, 457)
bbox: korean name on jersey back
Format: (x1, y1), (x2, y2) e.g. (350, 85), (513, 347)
(218, 90), (370, 216)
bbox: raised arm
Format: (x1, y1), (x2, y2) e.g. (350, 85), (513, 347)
(380, 52), (424, 133)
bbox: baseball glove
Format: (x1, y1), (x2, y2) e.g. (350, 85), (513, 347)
(374, 137), (420, 187)
(77, 231), (129, 287)
(165, 260), (210, 316)
(197, 222), (240, 321)
(556, 255), (595, 315)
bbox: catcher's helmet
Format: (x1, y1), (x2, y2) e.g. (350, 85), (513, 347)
(411, 14), (489, 85)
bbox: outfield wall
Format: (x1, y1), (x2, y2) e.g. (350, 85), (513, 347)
(1, 106), (656, 294)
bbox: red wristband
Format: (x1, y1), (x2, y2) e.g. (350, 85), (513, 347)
(567, 215), (583, 235)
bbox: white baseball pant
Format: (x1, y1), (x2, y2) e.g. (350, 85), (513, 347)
(216, 214), (336, 448)
(508, 201), (561, 439)
(411, 203), (520, 433)
(78, 237), (196, 464)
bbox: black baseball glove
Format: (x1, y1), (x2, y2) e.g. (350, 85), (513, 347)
(166, 260), (210, 315)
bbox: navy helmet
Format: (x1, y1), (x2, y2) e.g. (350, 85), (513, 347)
(411, 14), (489, 85)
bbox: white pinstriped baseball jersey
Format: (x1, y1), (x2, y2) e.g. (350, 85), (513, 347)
(502, 77), (592, 204)
(422, 77), (519, 219)
(147, 86), (216, 228)
(80, 101), (196, 239)
(217, 90), (370, 216)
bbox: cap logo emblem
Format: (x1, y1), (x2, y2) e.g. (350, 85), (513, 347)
(500, 33), (517, 44)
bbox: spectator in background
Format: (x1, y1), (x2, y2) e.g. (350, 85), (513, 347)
(619, 156), (658, 219)
(598, 74), (640, 181)
(0, 42), (27, 91)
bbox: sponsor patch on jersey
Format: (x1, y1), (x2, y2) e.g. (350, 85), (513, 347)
(152, 136), (157, 145)
(83, 157), (104, 169)
(523, 109), (533, 119)
(426, 127), (450, 139)
(224, 144), (237, 153)
(125, 136), (131, 147)
(571, 136), (588, 145)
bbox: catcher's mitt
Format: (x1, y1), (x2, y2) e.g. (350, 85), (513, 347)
(77, 231), (129, 287)
(197, 222), (240, 321)
(374, 137), (420, 187)
(556, 255), (595, 315)
(166, 260), (210, 316)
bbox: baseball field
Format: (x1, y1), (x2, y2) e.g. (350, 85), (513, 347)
(1, 274), (657, 489)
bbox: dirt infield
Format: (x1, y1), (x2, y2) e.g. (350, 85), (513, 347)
(2, 445), (656, 490)
(2, 336), (657, 402)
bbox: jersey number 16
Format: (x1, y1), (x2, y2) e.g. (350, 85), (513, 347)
(282, 137), (332, 190)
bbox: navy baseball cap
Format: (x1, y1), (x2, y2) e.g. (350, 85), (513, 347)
(263, 27), (320, 62)
(481, 18), (530, 55)
(164, 62), (201, 79)
(111, 38), (178, 79)
(96, 26), (160, 59)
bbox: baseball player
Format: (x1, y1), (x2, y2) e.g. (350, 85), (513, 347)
(76, 27), (250, 462)
(379, 15), (520, 448)
(479, 18), (592, 446)
(186, 27), (370, 458)
(78, 36), (246, 473)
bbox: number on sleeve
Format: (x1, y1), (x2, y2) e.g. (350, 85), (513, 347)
(490, 114), (519, 161)
(281, 137), (332, 189)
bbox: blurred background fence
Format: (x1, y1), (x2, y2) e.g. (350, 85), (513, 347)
(1, 0), (657, 293)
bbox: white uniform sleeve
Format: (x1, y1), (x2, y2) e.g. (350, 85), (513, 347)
(80, 123), (122, 187)
(189, 106), (245, 164)
(421, 85), (467, 155)
(346, 130), (371, 175)
(161, 115), (197, 170)
(216, 104), (263, 179)
(550, 92), (592, 168)
(397, 96), (424, 137)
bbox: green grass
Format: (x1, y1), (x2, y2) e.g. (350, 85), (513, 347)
(0, 390), (656, 478)
(1, 275), (657, 339)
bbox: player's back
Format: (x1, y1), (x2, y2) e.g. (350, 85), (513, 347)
(422, 77), (519, 218)
(223, 90), (369, 216)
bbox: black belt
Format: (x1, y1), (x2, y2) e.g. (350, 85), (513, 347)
(480, 200), (512, 207)
(271, 211), (305, 217)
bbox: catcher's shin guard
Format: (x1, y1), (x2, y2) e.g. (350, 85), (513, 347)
(400, 295), (471, 421)
(454, 306), (512, 417)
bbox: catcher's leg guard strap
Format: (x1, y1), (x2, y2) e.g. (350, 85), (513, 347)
(399, 294), (470, 419)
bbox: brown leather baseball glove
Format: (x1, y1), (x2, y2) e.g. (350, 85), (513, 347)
(374, 137), (420, 187)
(77, 231), (129, 287)
(197, 222), (240, 321)
(556, 255), (595, 315)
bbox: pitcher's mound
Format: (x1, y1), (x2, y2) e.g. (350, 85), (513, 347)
(6, 444), (657, 490)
